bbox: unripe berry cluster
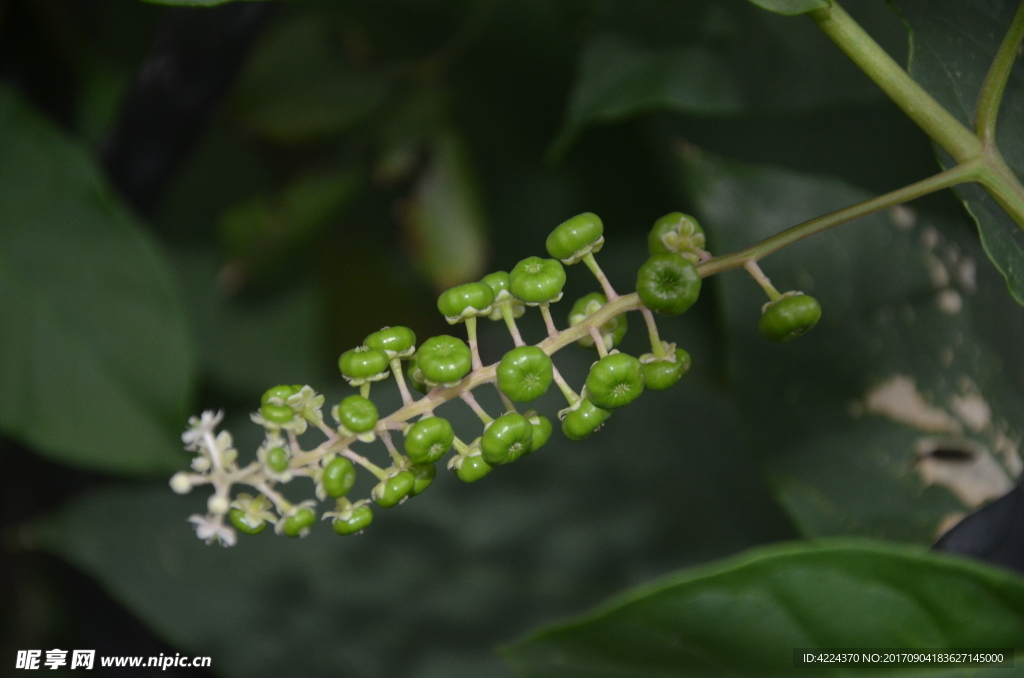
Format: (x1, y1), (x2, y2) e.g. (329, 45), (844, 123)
(171, 211), (820, 545)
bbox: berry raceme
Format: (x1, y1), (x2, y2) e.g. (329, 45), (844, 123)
(172, 211), (722, 545)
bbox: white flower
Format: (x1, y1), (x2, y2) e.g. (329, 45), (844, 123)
(182, 410), (224, 451)
(169, 472), (193, 495)
(188, 514), (236, 547)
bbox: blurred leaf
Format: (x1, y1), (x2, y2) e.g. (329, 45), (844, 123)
(234, 16), (396, 144)
(895, 0), (1024, 305)
(401, 129), (489, 290)
(219, 167), (363, 274)
(0, 87), (193, 474)
(143, 0), (264, 5)
(550, 35), (742, 159)
(40, 281), (793, 677)
(682, 149), (1024, 542)
(171, 250), (324, 400)
(746, 0), (830, 15)
(502, 539), (1024, 677)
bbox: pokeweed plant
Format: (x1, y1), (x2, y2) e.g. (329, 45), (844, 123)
(170, 0), (1024, 549)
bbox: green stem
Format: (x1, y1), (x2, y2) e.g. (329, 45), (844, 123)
(698, 161), (983, 278)
(808, 2), (982, 164)
(581, 252), (619, 300)
(639, 307), (667, 358)
(975, 0), (1024, 145)
(743, 260), (783, 301)
(390, 358), (414, 406)
(465, 316), (483, 371)
(460, 390), (494, 425)
(539, 302), (559, 339)
(500, 303), (526, 346)
(588, 326), (609, 357)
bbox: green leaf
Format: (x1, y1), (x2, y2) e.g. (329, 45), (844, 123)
(681, 150), (1024, 542)
(746, 0), (831, 16)
(894, 0), (1024, 305)
(0, 87), (194, 475)
(401, 129), (490, 290)
(503, 539), (1024, 677)
(234, 16), (395, 144)
(143, 0), (269, 8)
(550, 35), (743, 159)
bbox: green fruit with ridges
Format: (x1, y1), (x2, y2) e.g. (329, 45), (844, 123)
(585, 353), (645, 409)
(636, 253), (701, 315)
(456, 455), (492, 482)
(416, 335), (472, 384)
(647, 212), (705, 261)
(404, 416), (455, 463)
(409, 463), (436, 496)
(568, 292), (627, 350)
(282, 508), (316, 537)
(372, 470), (416, 508)
(526, 412), (552, 452)
(481, 412), (533, 465)
(260, 403), (294, 424)
(438, 282), (495, 320)
(337, 395), (378, 433)
(229, 508), (266, 535)
(323, 457), (357, 498)
(481, 271), (511, 296)
(364, 326), (416, 357)
(333, 505), (373, 535)
(561, 398), (611, 441)
(509, 257), (566, 304)
(338, 346), (390, 381)
(265, 446), (289, 472)
(546, 212), (604, 262)
(642, 348), (691, 391)
(407, 356), (428, 394)
(497, 346), (553, 402)
(759, 294), (821, 342)
(261, 384), (297, 404)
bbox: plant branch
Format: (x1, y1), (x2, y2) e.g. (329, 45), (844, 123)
(975, 0), (1024, 146)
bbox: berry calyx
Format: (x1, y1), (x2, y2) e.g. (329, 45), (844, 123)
(509, 257), (566, 305)
(336, 395), (379, 434)
(647, 212), (705, 263)
(372, 470), (416, 508)
(481, 412), (533, 465)
(568, 292), (627, 350)
(332, 505), (373, 535)
(759, 293), (822, 342)
(546, 212), (605, 264)
(497, 346), (553, 402)
(338, 346), (390, 384)
(585, 352), (645, 409)
(641, 347), (691, 391)
(407, 356), (428, 394)
(560, 398), (611, 440)
(416, 335), (472, 385)
(437, 282), (495, 322)
(364, 326), (416, 359)
(404, 416), (455, 464)
(636, 253), (702, 315)
(323, 457), (357, 498)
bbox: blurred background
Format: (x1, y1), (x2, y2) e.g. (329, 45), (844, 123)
(2, 0), (1020, 676)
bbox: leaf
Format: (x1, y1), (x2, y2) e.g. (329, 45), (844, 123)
(0, 87), (194, 475)
(39, 296), (794, 678)
(550, 35), (743, 159)
(746, 0), (830, 16)
(894, 0), (1024, 305)
(681, 149), (1024, 542)
(142, 0), (270, 9)
(401, 129), (490, 290)
(502, 539), (1024, 677)
(234, 16), (395, 144)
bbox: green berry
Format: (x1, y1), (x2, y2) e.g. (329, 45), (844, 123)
(568, 292), (627, 350)
(339, 346), (390, 382)
(546, 212), (604, 263)
(266, 446), (290, 472)
(456, 454), (493, 482)
(261, 384), (297, 404)
(481, 412), (533, 465)
(259, 403), (294, 424)
(636, 253), (701, 315)
(364, 326), (416, 358)
(586, 352), (645, 409)
(561, 398), (611, 441)
(481, 271), (511, 297)
(229, 508), (266, 535)
(759, 294), (821, 342)
(333, 505), (373, 535)
(323, 457), (357, 498)
(497, 346), (553, 402)
(526, 412), (552, 452)
(372, 470), (416, 508)
(404, 416), (455, 464)
(642, 348), (691, 391)
(437, 282), (495, 321)
(409, 463), (436, 496)
(647, 212), (705, 262)
(416, 335), (472, 385)
(407, 356), (428, 394)
(337, 395), (378, 433)
(282, 508), (316, 537)
(509, 257), (566, 304)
